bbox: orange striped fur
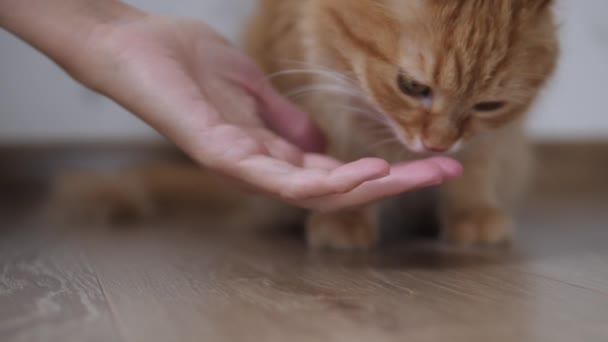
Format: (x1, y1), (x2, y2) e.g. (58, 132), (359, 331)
(244, 0), (559, 248)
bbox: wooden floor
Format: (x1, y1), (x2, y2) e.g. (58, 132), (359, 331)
(1, 144), (607, 342)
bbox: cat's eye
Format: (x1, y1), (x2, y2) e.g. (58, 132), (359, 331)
(398, 74), (431, 98)
(474, 101), (506, 112)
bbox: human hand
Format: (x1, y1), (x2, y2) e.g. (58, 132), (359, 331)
(0, 0), (461, 211)
(81, 14), (461, 211)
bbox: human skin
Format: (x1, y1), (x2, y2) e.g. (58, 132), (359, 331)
(0, 0), (462, 211)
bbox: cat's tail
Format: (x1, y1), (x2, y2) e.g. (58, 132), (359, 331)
(46, 163), (302, 228)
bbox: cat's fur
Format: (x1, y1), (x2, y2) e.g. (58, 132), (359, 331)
(241, 0), (559, 249)
(51, 0), (559, 250)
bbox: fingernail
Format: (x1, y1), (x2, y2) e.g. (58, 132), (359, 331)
(435, 158), (463, 177)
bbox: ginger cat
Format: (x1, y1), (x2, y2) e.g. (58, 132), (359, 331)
(51, 0), (559, 250)
(242, 0), (559, 249)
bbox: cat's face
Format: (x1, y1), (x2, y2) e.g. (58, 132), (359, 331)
(314, 0), (559, 153)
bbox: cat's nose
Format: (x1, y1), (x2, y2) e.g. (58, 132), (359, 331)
(423, 142), (449, 153)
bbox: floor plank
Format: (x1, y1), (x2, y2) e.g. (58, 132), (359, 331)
(0, 143), (607, 342)
(80, 192), (608, 342)
(0, 215), (122, 342)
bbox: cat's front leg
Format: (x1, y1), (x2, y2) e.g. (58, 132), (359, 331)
(438, 157), (514, 246)
(306, 205), (379, 250)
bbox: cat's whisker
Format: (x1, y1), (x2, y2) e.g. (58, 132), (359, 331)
(330, 104), (390, 126)
(369, 130), (399, 143)
(331, 103), (381, 118)
(328, 108), (389, 128)
(353, 120), (390, 131)
(284, 84), (364, 101)
(265, 68), (355, 88)
(367, 137), (401, 152)
(276, 59), (359, 85)
(367, 126), (395, 137)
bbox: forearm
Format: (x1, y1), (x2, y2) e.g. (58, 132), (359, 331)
(0, 0), (144, 84)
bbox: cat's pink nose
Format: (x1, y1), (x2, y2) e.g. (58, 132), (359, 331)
(423, 143), (448, 153)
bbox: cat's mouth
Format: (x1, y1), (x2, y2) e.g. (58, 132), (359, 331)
(356, 101), (464, 155)
(368, 107), (463, 155)
(391, 129), (464, 155)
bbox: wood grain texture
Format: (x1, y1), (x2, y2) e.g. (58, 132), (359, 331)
(0, 216), (122, 342)
(84, 195), (608, 342)
(0, 143), (607, 342)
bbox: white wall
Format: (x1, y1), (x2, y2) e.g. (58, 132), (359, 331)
(527, 0), (608, 140)
(0, 0), (606, 143)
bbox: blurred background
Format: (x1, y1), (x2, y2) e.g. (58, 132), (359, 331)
(1, 0), (607, 144)
(2, 3), (608, 342)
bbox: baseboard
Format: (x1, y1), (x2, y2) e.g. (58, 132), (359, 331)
(0, 141), (606, 196)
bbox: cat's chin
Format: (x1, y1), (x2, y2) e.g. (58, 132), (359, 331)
(399, 138), (464, 156)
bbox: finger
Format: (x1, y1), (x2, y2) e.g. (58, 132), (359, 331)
(239, 74), (326, 153)
(318, 158), (391, 195)
(260, 87), (326, 153)
(255, 130), (305, 167)
(299, 157), (462, 212)
(234, 156), (391, 201)
(302, 154), (343, 170)
(428, 157), (464, 176)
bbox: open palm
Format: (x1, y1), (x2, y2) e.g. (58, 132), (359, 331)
(86, 15), (461, 211)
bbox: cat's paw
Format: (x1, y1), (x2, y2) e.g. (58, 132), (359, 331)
(306, 210), (379, 250)
(442, 208), (513, 246)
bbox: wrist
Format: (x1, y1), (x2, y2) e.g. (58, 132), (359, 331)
(0, 0), (145, 85)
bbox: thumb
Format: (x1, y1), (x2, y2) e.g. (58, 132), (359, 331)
(223, 49), (326, 153)
(254, 82), (327, 153)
